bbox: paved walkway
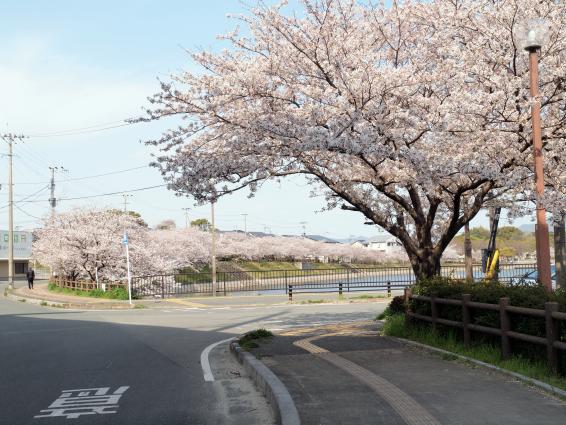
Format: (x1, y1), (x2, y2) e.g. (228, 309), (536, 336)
(250, 322), (566, 425)
(8, 282), (395, 310)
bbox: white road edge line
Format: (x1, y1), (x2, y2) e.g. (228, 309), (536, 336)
(201, 337), (236, 382)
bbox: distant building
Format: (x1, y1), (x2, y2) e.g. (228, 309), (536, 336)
(350, 240), (369, 249)
(366, 234), (403, 254)
(0, 230), (32, 279)
(305, 235), (340, 244)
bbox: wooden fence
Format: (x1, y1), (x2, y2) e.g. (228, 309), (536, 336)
(52, 278), (126, 292)
(404, 288), (566, 372)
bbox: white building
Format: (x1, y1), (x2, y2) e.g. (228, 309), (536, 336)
(350, 240), (368, 249)
(366, 234), (403, 254)
(0, 230), (32, 280)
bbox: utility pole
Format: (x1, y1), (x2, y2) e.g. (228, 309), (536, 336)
(7, 137), (14, 288)
(49, 167), (57, 219)
(122, 194), (132, 213)
(555, 213), (566, 289)
(300, 221), (307, 237)
(48, 166), (67, 219)
(241, 213), (248, 235)
(211, 202), (217, 297)
(182, 208), (190, 229)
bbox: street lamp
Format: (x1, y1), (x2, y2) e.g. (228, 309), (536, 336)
(518, 20), (553, 290)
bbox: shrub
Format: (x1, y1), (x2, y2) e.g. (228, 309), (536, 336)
(377, 295), (406, 320)
(238, 328), (273, 351)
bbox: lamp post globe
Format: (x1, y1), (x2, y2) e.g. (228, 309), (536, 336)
(522, 19), (547, 51)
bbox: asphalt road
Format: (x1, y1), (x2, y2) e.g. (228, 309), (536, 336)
(0, 283), (385, 425)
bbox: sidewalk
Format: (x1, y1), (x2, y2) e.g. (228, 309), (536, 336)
(6, 282), (395, 310)
(8, 282), (136, 309)
(247, 321), (566, 425)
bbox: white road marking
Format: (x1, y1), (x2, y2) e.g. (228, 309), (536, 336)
(35, 386), (129, 419)
(201, 337), (235, 382)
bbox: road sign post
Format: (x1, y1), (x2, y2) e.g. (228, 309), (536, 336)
(122, 232), (133, 305)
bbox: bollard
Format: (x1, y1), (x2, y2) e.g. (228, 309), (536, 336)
(288, 284), (293, 301)
(387, 281), (391, 298)
(339, 282), (343, 296)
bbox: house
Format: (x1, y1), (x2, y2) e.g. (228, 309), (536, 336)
(350, 240), (369, 249)
(366, 234), (403, 254)
(0, 230), (32, 280)
(305, 235), (340, 244)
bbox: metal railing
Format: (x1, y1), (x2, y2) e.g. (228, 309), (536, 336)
(131, 263), (540, 299)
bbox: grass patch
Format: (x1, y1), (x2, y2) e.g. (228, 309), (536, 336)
(382, 314), (566, 391)
(40, 301), (48, 306)
(300, 299), (325, 304)
(351, 294), (386, 300)
(133, 303), (147, 309)
(48, 283), (129, 300)
(18, 298), (26, 303)
(238, 328), (273, 351)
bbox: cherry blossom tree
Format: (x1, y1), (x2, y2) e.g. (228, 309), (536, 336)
(33, 209), (148, 281)
(140, 0), (565, 279)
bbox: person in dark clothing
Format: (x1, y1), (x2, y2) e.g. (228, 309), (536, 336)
(26, 268), (35, 289)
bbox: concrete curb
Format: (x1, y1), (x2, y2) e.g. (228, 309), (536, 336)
(389, 336), (566, 399)
(4, 290), (134, 310)
(230, 341), (301, 425)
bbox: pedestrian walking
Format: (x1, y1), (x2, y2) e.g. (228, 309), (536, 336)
(26, 267), (35, 290)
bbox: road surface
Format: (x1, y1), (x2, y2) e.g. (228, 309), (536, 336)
(0, 283), (385, 425)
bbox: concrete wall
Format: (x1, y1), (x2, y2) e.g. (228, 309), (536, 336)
(0, 260), (29, 280)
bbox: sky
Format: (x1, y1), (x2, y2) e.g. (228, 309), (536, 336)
(0, 0), (534, 239)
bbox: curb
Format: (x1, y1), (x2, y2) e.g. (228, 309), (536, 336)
(389, 336), (566, 399)
(4, 290), (134, 310)
(230, 341), (301, 425)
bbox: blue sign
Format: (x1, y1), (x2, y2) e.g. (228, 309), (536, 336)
(121, 232), (129, 246)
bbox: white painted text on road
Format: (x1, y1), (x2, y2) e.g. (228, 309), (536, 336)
(34, 386), (129, 419)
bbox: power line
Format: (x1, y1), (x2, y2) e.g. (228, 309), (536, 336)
(17, 184), (167, 203)
(26, 121), (136, 138)
(14, 204), (43, 220)
(0, 165), (149, 185)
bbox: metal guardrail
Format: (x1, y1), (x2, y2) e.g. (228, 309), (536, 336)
(131, 263), (540, 299)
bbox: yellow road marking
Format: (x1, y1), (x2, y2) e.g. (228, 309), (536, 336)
(166, 298), (209, 308)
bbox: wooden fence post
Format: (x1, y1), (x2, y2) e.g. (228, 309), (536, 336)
(404, 287), (412, 329)
(462, 294), (471, 347)
(161, 276), (165, 299)
(545, 302), (559, 373)
(499, 297), (511, 359)
(430, 293), (438, 332)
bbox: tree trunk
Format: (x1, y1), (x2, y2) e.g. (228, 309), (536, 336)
(464, 222), (473, 282)
(409, 252), (441, 282)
